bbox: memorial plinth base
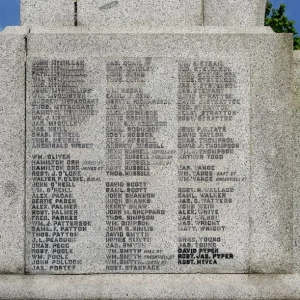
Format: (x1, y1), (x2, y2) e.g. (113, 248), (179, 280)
(0, 274), (300, 300)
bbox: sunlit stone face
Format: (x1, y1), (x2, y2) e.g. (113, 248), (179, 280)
(203, 0), (268, 26)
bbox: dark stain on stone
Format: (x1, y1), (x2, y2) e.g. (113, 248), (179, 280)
(4, 181), (17, 197)
(99, 1), (119, 10)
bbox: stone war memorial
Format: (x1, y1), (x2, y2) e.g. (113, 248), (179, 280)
(0, 0), (300, 299)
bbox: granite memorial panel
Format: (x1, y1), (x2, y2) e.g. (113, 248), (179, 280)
(26, 55), (250, 274)
(0, 0), (299, 297)
(24, 27), (293, 274)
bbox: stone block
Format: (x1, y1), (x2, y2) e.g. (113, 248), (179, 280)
(249, 33), (293, 273)
(0, 26), (27, 274)
(21, 0), (74, 26)
(77, 0), (203, 26)
(203, 0), (267, 26)
(293, 51), (300, 273)
(1, 274), (300, 299)
(24, 27), (293, 274)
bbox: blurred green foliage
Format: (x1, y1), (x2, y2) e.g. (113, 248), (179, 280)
(265, 1), (300, 50)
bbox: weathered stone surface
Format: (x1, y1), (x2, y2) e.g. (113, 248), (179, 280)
(25, 27), (293, 274)
(21, 0), (74, 26)
(1, 274), (300, 299)
(26, 54), (250, 274)
(249, 34), (293, 273)
(78, 0), (203, 26)
(293, 51), (300, 273)
(0, 26), (27, 274)
(203, 0), (267, 26)
(21, 0), (269, 27)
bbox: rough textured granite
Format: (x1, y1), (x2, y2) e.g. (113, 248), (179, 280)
(77, 0), (203, 26)
(0, 274), (300, 299)
(249, 33), (293, 273)
(293, 51), (300, 273)
(203, 0), (267, 26)
(20, 0), (270, 27)
(21, 0), (74, 26)
(24, 27), (293, 274)
(0, 26), (27, 274)
(26, 54), (250, 274)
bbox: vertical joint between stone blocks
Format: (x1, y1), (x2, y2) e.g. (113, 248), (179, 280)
(201, 0), (205, 26)
(248, 59), (253, 273)
(74, 1), (78, 26)
(24, 31), (28, 274)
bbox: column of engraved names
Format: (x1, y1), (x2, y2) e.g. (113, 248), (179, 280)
(105, 58), (166, 177)
(105, 58), (174, 272)
(177, 61), (241, 266)
(31, 60), (98, 149)
(29, 60), (95, 272)
(105, 181), (174, 271)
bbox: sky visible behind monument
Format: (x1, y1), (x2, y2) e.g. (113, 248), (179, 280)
(0, 0), (299, 33)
